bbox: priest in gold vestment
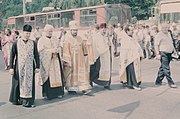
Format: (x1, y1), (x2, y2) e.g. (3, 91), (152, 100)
(62, 21), (91, 95)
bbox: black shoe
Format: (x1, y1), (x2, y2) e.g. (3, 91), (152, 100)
(82, 90), (94, 96)
(104, 86), (111, 90)
(122, 82), (127, 87)
(85, 92), (94, 96)
(132, 86), (142, 91)
(68, 91), (77, 95)
(57, 95), (64, 99)
(90, 82), (93, 87)
(137, 81), (142, 85)
(23, 104), (36, 108)
(155, 82), (162, 86)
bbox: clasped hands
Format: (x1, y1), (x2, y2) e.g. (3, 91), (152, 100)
(51, 48), (59, 54)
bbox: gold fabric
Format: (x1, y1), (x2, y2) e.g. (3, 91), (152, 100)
(17, 39), (34, 98)
(62, 34), (91, 91)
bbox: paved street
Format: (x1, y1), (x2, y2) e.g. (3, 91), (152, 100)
(1, 50), (180, 119)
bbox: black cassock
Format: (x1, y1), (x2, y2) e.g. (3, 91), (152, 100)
(126, 63), (139, 88)
(90, 57), (111, 87)
(42, 53), (64, 100)
(9, 40), (40, 107)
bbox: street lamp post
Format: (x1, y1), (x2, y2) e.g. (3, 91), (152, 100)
(23, 0), (26, 14)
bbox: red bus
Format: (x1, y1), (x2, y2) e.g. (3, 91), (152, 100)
(7, 4), (131, 31)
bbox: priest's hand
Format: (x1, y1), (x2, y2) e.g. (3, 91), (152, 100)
(9, 69), (14, 75)
(140, 57), (143, 61)
(38, 78), (42, 86)
(108, 41), (111, 47)
(51, 48), (56, 54)
(35, 68), (40, 73)
(63, 62), (70, 67)
(51, 48), (59, 54)
(35, 72), (42, 86)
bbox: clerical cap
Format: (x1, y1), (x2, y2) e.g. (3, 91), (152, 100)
(69, 20), (78, 29)
(99, 23), (107, 29)
(23, 24), (32, 32)
(44, 24), (54, 31)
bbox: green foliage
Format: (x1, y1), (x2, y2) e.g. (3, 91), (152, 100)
(0, 0), (23, 18)
(120, 0), (155, 20)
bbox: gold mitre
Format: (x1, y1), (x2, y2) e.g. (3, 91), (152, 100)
(69, 20), (78, 29)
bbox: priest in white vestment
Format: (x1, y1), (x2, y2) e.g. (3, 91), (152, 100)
(119, 26), (143, 90)
(38, 24), (64, 99)
(90, 23), (113, 90)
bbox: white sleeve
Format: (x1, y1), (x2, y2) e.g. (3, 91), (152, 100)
(154, 33), (161, 55)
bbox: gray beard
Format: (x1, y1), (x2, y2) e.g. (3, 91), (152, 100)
(72, 34), (77, 37)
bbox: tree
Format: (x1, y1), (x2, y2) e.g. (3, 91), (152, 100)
(120, 0), (155, 20)
(0, 0), (23, 18)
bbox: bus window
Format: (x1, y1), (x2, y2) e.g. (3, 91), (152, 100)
(30, 16), (35, 21)
(8, 24), (15, 30)
(36, 15), (47, 29)
(106, 7), (130, 24)
(61, 12), (74, 27)
(25, 22), (35, 29)
(16, 17), (24, 30)
(172, 12), (180, 23)
(24, 16), (35, 29)
(80, 9), (97, 27)
(48, 13), (61, 28)
(127, 8), (131, 23)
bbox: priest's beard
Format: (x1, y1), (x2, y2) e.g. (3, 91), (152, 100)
(128, 34), (132, 38)
(71, 29), (78, 37)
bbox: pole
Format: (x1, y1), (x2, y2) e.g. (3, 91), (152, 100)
(23, 0), (26, 14)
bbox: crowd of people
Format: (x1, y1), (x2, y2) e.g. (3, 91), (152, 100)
(0, 20), (179, 108)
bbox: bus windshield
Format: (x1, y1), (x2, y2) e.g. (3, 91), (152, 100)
(106, 6), (131, 25)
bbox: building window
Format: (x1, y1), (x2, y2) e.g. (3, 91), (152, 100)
(172, 12), (180, 23)
(160, 13), (170, 23)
